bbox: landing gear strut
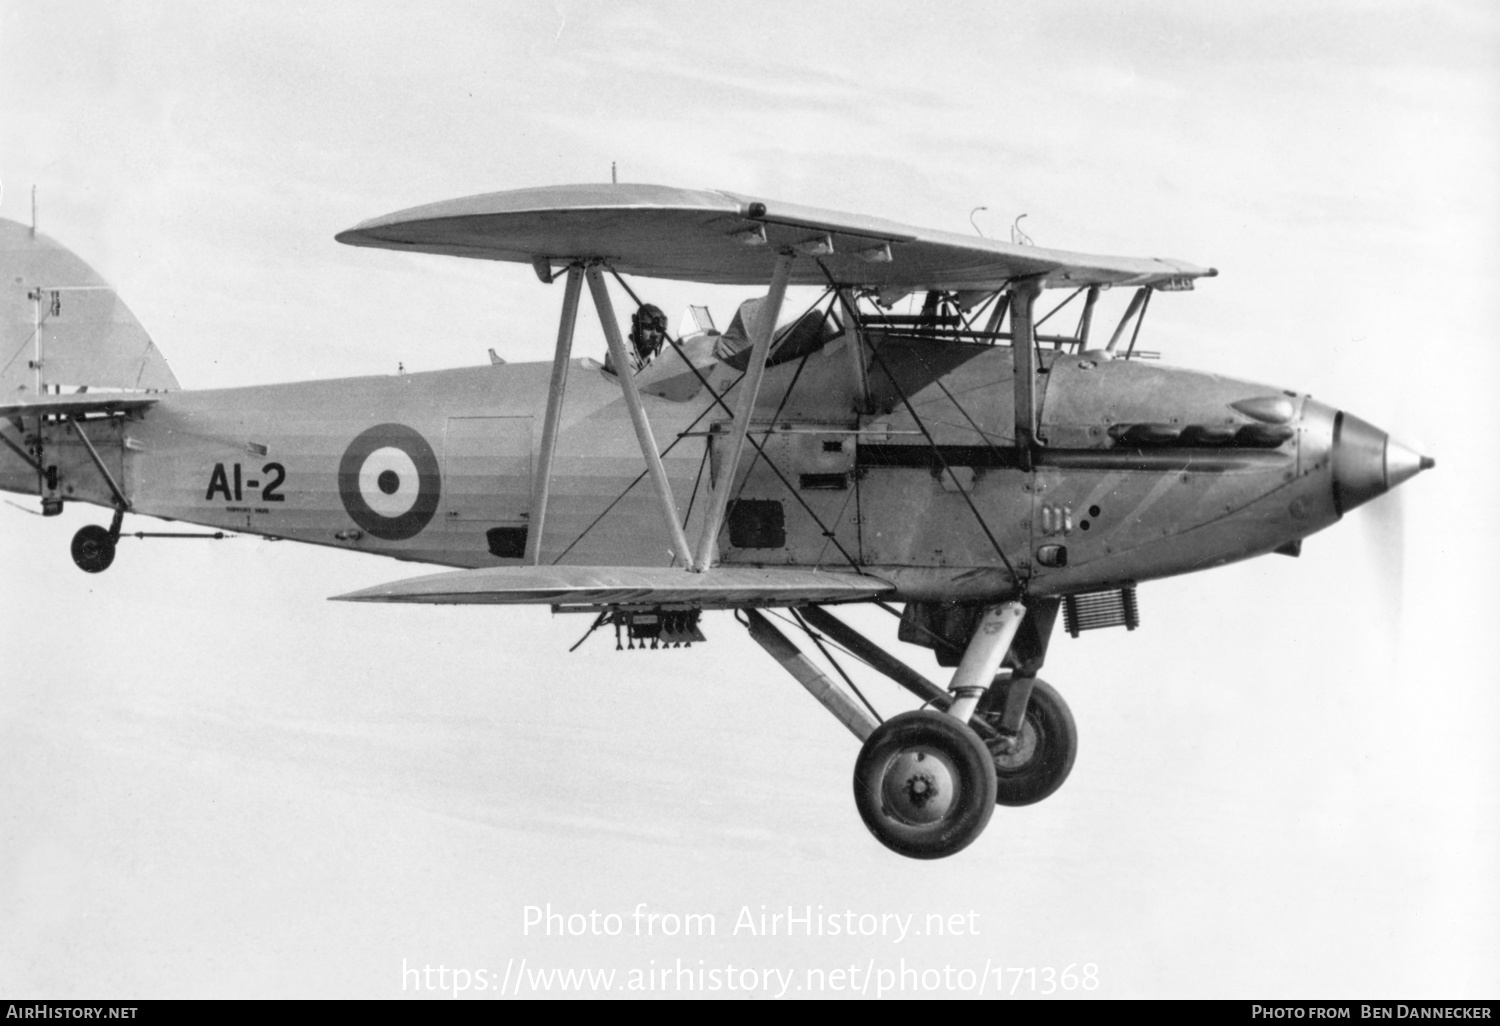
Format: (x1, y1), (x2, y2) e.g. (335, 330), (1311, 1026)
(748, 600), (1080, 859)
(71, 507), (123, 573)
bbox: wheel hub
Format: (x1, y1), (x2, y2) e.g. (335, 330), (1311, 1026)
(990, 720), (1039, 770)
(880, 747), (957, 825)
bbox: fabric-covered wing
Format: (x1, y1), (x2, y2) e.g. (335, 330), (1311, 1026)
(335, 183), (1215, 292)
(332, 564), (894, 610)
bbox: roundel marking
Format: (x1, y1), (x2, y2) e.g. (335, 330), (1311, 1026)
(338, 424), (441, 541)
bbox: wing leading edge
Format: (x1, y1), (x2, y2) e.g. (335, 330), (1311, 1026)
(335, 183), (1215, 292)
(332, 564), (894, 610)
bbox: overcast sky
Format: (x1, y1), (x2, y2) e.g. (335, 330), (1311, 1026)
(1, 0), (1496, 999)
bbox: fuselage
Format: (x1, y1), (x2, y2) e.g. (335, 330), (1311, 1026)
(1, 330), (1373, 601)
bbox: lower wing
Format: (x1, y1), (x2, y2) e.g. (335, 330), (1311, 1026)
(332, 565), (893, 610)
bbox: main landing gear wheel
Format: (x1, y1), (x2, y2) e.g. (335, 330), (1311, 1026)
(71, 524), (116, 574)
(853, 710), (997, 860)
(975, 677), (1077, 807)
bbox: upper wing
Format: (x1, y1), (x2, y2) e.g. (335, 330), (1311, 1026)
(332, 564), (894, 610)
(335, 183), (1214, 292)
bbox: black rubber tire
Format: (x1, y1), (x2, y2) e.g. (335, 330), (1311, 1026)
(975, 678), (1077, 807)
(71, 524), (116, 574)
(853, 710), (997, 860)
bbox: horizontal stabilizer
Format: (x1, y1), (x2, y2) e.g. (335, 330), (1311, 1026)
(0, 393), (158, 419)
(332, 564), (894, 610)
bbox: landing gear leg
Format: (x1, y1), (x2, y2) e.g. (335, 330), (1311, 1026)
(852, 600), (1023, 859)
(746, 607), (996, 859)
(70, 507), (123, 574)
(755, 600), (1072, 857)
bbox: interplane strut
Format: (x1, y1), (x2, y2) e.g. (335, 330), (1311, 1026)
(692, 253), (794, 571)
(584, 264), (695, 568)
(526, 264), (583, 565)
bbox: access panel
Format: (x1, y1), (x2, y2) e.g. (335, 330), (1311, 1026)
(714, 426), (861, 567)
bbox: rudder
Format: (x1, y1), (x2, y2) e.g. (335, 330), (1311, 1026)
(1, 217), (178, 399)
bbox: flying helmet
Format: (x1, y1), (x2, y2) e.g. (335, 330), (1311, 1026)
(630, 303), (668, 356)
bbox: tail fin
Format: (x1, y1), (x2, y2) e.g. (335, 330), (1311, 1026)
(1, 217), (178, 398)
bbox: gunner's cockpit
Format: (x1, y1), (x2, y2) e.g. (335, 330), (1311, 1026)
(607, 295), (843, 404)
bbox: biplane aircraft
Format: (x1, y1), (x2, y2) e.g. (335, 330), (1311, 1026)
(0, 184), (1432, 859)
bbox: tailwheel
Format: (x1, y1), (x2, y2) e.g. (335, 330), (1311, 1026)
(71, 524), (116, 573)
(975, 677), (1077, 807)
(853, 710), (997, 859)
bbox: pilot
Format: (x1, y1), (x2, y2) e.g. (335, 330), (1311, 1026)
(607, 303), (668, 374)
(629, 303), (669, 369)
